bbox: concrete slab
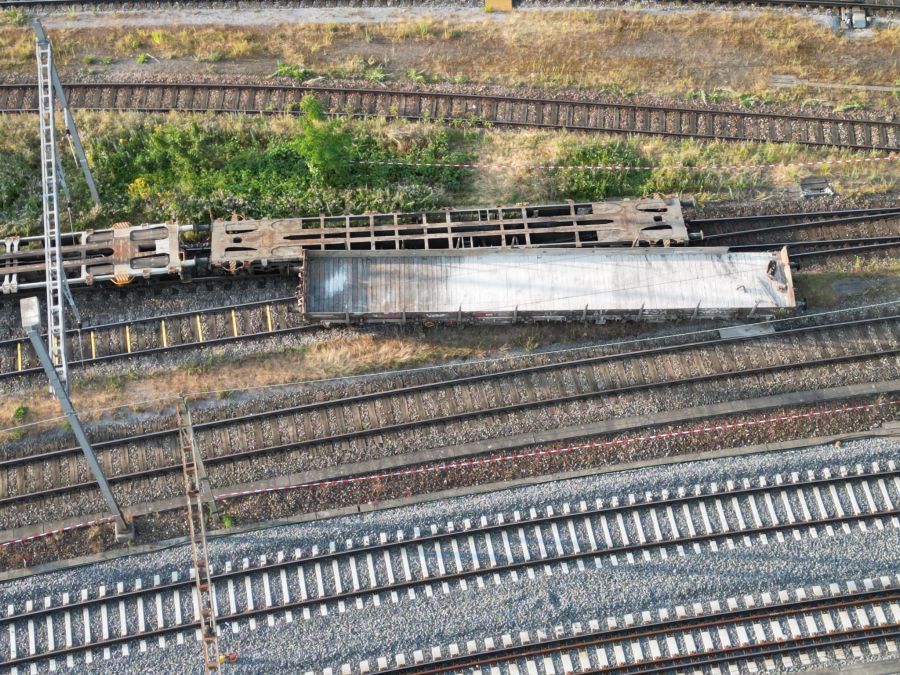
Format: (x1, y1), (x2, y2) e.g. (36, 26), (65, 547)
(718, 323), (777, 339)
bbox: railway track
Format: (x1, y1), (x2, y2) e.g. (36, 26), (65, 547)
(2, 460), (898, 671)
(1, 82), (897, 151)
(1, 236), (895, 382)
(691, 207), (900, 259)
(0, 296), (309, 380)
(383, 577), (900, 675)
(1, 0), (898, 13)
(689, 206), (900, 241)
(1, 312), (898, 526)
(731, 236), (900, 259)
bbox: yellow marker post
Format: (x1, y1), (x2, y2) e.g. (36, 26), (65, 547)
(125, 325), (132, 353)
(231, 309), (239, 337)
(161, 320), (168, 349)
(195, 315), (204, 342)
(485, 0), (513, 10)
(90, 331), (96, 360)
(265, 306), (273, 333)
(17, 342), (22, 371)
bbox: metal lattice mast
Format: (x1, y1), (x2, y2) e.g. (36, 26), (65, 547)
(177, 398), (221, 671)
(32, 20), (100, 207)
(35, 31), (69, 390)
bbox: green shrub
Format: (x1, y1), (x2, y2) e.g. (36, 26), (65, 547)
(1, 8), (27, 25)
(554, 142), (650, 200)
(271, 62), (311, 81)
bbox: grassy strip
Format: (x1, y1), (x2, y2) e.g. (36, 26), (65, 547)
(2, 12), (898, 107)
(0, 102), (476, 235)
(2, 109), (898, 234)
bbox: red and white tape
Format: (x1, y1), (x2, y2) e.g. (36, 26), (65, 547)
(215, 398), (899, 501)
(1, 517), (114, 549)
(357, 153), (898, 173)
(3, 398), (895, 549)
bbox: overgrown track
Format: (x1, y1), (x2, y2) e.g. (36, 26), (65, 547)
(1, 313), (898, 525)
(0, 0), (898, 13)
(1, 83), (897, 151)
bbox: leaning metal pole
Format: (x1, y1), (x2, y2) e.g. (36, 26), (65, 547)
(20, 297), (132, 538)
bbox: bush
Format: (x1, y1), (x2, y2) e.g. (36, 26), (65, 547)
(271, 62), (311, 81)
(75, 103), (475, 227)
(554, 142), (651, 200)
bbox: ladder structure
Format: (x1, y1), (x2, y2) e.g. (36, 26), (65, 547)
(32, 19), (99, 392)
(176, 398), (222, 672)
(32, 20), (100, 208)
(35, 32), (69, 389)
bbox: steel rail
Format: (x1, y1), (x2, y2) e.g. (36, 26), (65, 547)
(585, 625), (900, 674)
(0, 83), (897, 150)
(0, 296), (309, 381)
(0, 295), (296, 347)
(696, 209), (900, 240)
(687, 206), (900, 226)
(0, 0), (898, 12)
(1, 313), (895, 473)
(3, 344), (897, 505)
(0, 324), (318, 381)
(725, 235), (900, 251)
(2, 463), (894, 628)
(391, 588), (900, 674)
(789, 240), (900, 257)
(0, 508), (900, 672)
(3, 480), (898, 669)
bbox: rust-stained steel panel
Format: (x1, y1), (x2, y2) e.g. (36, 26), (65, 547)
(1, 222), (183, 293)
(209, 198), (688, 270)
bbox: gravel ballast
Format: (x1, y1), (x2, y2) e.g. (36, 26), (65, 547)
(1, 435), (897, 673)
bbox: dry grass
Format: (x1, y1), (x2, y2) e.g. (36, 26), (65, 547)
(1, 12), (898, 106)
(0, 323), (618, 439)
(462, 127), (900, 204)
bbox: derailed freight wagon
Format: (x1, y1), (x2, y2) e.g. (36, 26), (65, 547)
(297, 247), (795, 324)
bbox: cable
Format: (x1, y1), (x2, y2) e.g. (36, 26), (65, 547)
(3, 298), (897, 433)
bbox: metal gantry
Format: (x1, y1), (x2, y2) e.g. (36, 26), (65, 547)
(176, 398), (222, 671)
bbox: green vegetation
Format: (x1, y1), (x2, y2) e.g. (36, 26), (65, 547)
(0, 98), (473, 232)
(12, 405), (28, 424)
(405, 68), (432, 85)
(271, 62), (312, 81)
(554, 142), (650, 200)
(792, 272), (900, 309)
(0, 8), (27, 25)
(1, 106), (895, 236)
(834, 99), (868, 113)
